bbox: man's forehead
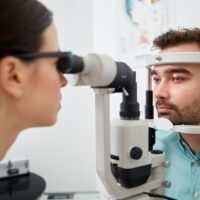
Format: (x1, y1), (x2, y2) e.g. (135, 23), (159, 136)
(160, 43), (200, 53)
(151, 64), (197, 76)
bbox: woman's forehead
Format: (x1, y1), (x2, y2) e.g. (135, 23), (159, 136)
(39, 23), (59, 52)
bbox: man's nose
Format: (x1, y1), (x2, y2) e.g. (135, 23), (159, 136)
(153, 81), (170, 100)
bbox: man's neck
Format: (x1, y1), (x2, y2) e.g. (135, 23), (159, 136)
(181, 133), (200, 154)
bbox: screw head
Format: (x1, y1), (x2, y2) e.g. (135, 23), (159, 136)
(155, 55), (162, 61)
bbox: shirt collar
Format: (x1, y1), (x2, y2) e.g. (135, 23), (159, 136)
(178, 133), (200, 159)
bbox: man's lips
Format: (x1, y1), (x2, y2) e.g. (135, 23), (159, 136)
(157, 105), (173, 113)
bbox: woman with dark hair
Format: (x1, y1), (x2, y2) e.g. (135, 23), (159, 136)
(0, 0), (67, 159)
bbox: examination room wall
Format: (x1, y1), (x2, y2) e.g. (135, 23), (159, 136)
(3, 0), (200, 194)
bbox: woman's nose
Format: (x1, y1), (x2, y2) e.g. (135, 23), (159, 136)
(60, 74), (68, 87)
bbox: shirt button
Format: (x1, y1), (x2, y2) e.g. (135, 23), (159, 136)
(193, 160), (200, 167)
(193, 192), (199, 198)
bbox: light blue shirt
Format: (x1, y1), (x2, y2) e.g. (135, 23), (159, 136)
(154, 130), (200, 200)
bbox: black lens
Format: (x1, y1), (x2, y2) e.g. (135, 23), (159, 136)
(56, 57), (69, 74)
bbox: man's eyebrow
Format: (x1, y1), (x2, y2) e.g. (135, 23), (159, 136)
(150, 67), (193, 76)
(150, 69), (158, 76)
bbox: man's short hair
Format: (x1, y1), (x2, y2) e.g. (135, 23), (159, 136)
(153, 28), (200, 50)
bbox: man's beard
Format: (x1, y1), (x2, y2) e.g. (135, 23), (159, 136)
(156, 98), (200, 125)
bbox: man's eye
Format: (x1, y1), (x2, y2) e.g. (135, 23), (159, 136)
(171, 75), (186, 82)
(152, 76), (160, 84)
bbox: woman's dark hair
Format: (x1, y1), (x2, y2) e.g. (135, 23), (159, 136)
(0, 0), (53, 57)
(153, 28), (200, 50)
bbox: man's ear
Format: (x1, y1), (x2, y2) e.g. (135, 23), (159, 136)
(0, 56), (27, 98)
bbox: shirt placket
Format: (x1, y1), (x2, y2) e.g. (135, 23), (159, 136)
(178, 134), (200, 200)
(191, 152), (200, 200)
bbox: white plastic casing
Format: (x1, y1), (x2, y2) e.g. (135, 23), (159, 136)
(110, 119), (151, 168)
(146, 52), (200, 68)
(0, 158), (29, 179)
(67, 54), (117, 87)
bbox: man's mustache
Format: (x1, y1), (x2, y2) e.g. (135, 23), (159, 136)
(155, 99), (178, 111)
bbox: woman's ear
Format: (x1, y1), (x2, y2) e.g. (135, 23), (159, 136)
(0, 56), (27, 98)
